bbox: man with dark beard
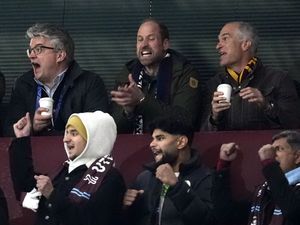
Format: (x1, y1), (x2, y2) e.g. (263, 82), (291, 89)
(111, 18), (202, 134)
(122, 112), (215, 225)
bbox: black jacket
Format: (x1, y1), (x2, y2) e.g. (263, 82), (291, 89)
(4, 61), (109, 136)
(125, 153), (215, 225)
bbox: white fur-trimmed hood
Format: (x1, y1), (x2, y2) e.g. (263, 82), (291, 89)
(65, 111), (117, 173)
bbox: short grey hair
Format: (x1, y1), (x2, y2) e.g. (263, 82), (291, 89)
(26, 23), (74, 64)
(272, 130), (300, 151)
(229, 21), (259, 56)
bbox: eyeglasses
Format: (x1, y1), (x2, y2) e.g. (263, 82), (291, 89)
(27, 45), (55, 57)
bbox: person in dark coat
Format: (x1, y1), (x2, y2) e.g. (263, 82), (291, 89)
(122, 112), (215, 225)
(213, 130), (300, 225)
(111, 18), (203, 134)
(201, 21), (300, 131)
(4, 23), (109, 136)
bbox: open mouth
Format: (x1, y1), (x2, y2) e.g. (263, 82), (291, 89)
(152, 149), (163, 160)
(32, 62), (41, 69)
(153, 151), (160, 157)
(141, 50), (152, 57)
(67, 145), (74, 151)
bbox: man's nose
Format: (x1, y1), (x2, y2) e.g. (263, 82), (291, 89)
(149, 140), (156, 148)
(63, 134), (70, 143)
(140, 39), (149, 48)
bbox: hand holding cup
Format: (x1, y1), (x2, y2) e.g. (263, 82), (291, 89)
(39, 97), (54, 117)
(217, 84), (232, 103)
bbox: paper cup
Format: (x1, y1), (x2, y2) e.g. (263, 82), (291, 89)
(39, 97), (54, 117)
(217, 84), (232, 102)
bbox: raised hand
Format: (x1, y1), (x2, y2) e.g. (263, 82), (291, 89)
(258, 144), (275, 161)
(156, 163), (178, 186)
(220, 142), (239, 161)
(34, 175), (54, 199)
(13, 112), (32, 138)
(111, 73), (145, 113)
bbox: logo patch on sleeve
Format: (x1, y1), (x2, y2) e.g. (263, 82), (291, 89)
(189, 77), (199, 88)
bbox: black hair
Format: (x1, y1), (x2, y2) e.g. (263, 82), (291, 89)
(147, 108), (194, 146)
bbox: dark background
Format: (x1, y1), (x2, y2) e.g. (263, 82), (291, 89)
(0, 0), (300, 104)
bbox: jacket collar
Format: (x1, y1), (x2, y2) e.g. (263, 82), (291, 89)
(60, 60), (83, 88)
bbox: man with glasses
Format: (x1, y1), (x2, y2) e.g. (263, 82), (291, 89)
(4, 23), (109, 136)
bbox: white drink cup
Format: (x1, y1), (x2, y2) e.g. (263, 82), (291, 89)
(217, 84), (232, 102)
(39, 97), (54, 117)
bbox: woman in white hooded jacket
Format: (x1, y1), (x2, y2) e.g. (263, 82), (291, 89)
(9, 111), (126, 225)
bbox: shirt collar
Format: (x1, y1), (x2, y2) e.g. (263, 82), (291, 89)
(34, 68), (67, 98)
(285, 166), (300, 185)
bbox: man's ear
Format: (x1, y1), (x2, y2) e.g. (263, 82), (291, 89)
(163, 38), (170, 51)
(241, 40), (251, 52)
(295, 150), (300, 165)
(177, 135), (188, 150)
(56, 50), (67, 63)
